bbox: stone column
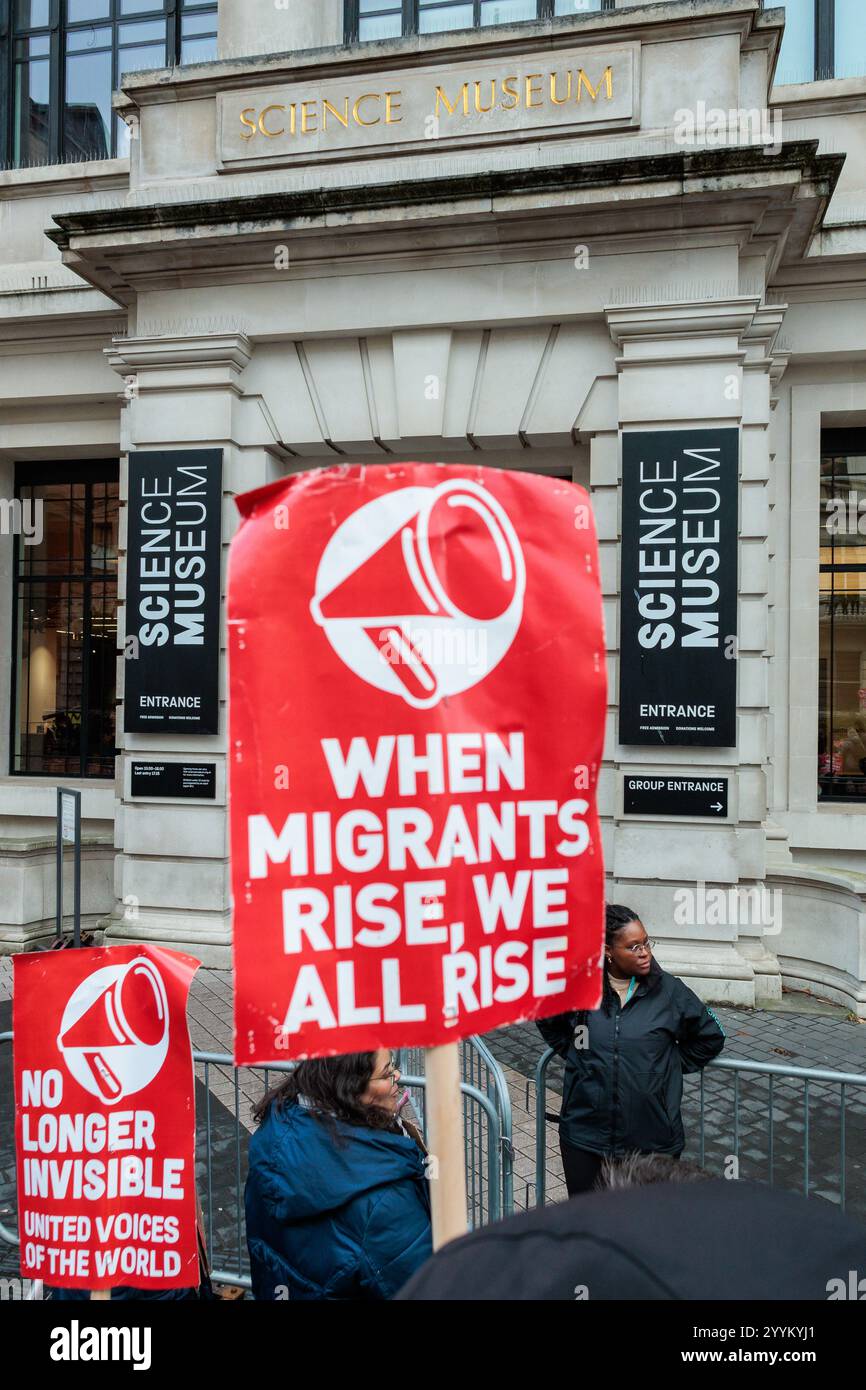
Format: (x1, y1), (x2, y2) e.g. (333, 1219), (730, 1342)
(103, 332), (279, 966)
(601, 297), (779, 1005)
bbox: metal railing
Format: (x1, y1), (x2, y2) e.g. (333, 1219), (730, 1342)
(397, 1035), (514, 1225)
(0, 1032), (513, 1292)
(533, 1048), (866, 1209)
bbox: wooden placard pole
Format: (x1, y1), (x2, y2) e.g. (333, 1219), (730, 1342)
(424, 1042), (468, 1250)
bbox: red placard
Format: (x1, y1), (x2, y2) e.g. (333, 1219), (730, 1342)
(13, 945), (200, 1290)
(229, 464), (606, 1062)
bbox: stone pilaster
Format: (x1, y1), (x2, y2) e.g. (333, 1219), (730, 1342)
(600, 297), (779, 1004)
(101, 332), (276, 966)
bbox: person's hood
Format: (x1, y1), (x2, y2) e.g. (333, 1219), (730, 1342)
(249, 1102), (425, 1223)
(396, 1179), (866, 1301)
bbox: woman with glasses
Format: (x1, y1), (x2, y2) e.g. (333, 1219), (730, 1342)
(537, 904), (726, 1196)
(245, 1049), (432, 1299)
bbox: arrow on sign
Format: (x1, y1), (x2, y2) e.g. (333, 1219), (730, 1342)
(711, 802), (723, 812)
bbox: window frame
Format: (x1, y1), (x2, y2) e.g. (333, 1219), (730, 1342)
(10, 459), (120, 781)
(818, 429), (866, 804)
(345, 0), (614, 45)
(0, 0), (217, 168)
(764, 0), (837, 83)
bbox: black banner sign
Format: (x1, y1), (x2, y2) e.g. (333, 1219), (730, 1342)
(124, 449), (222, 734)
(619, 428), (738, 747)
(131, 762), (217, 799)
(624, 775), (729, 818)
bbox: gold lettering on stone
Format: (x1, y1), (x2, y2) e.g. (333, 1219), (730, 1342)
(235, 63), (617, 145)
(353, 92), (382, 126)
(576, 66), (613, 101)
(258, 104), (286, 137)
(323, 97), (350, 130)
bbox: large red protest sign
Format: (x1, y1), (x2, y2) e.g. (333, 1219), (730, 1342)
(229, 464), (606, 1061)
(13, 945), (200, 1290)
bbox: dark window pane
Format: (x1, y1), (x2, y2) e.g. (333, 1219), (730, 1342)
(118, 17), (166, 42)
(17, 483), (86, 576)
(13, 55), (50, 165)
(418, 3), (474, 34)
(16, 33), (50, 55)
(773, 0), (815, 85)
(835, 0), (866, 80)
(181, 11), (217, 35)
(180, 33), (217, 63)
(90, 483), (119, 574)
(64, 47), (112, 159)
(85, 583), (117, 776)
(67, 0), (112, 20)
(13, 475), (119, 778)
(818, 449), (866, 802)
(14, 583), (85, 776)
(66, 24), (113, 49)
(359, 14), (402, 40)
(480, 0), (536, 24)
(118, 42), (167, 78)
(15, 0), (50, 27)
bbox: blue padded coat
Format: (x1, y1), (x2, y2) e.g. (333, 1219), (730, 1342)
(245, 1101), (432, 1301)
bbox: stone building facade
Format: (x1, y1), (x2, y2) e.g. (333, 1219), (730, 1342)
(1, 0), (865, 1013)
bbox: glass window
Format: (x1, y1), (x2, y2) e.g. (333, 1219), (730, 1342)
(65, 44), (113, 161)
(833, 0), (866, 80)
(13, 470), (119, 780)
(4, 0), (218, 165)
(13, 37), (51, 166)
(480, 0), (536, 23)
(16, 0), (50, 25)
(355, 0), (612, 43)
(68, 0), (112, 19)
(359, 0), (402, 41)
(180, 9), (218, 64)
(419, 2), (474, 33)
(819, 444), (866, 802)
(773, 0), (816, 85)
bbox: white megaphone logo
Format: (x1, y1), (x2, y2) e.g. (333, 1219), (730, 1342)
(310, 479), (525, 708)
(57, 958), (170, 1104)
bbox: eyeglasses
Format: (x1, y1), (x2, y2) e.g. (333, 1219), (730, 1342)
(622, 939), (653, 956)
(374, 1055), (399, 1083)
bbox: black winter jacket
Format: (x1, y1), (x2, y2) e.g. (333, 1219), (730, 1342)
(537, 960), (725, 1157)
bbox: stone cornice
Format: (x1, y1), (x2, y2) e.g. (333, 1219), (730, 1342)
(48, 141), (840, 247)
(606, 295), (762, 347)
(106, 332), (253, 376)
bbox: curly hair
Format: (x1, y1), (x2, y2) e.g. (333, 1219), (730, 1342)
(252, 1051), (398, 1137)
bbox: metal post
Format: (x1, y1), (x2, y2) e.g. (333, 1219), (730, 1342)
(55, 787), (63, 941)
(73, 791), (82, 949)
(56, 787), (82, 946)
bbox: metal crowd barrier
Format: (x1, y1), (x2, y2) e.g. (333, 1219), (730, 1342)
(397, 1035), (514, 1225)
(533, 1047), (866, 1209)
(0, 1032), (513, 1293)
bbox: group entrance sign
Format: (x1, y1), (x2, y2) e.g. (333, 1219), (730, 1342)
(228, 465), (607, 1061)
(13, 945), (200, 1292)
